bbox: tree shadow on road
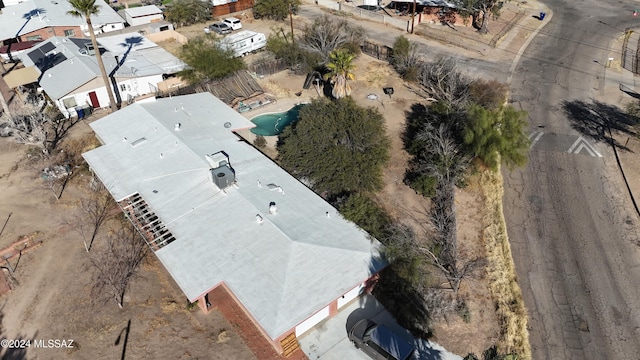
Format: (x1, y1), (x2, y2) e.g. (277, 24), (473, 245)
(561, 99), (640, 152)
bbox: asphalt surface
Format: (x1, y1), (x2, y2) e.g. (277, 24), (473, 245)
(505, 1), (640, 359)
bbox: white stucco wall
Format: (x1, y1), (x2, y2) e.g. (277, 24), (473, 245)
(57, 74), (163, 117)
(337, 282), (364, 309)
(126, 13), (164, 27)
(295, 305), (330, 337)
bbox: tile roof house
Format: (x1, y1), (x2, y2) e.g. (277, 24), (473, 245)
(20, 34), (186, 117)
(0, 0), (125, 43)
(82, 92), (387, 354)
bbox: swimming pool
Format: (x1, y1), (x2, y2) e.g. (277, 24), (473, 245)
(250, 104), (306, 136)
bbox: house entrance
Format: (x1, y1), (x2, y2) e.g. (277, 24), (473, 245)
(88, 91), (99, 108)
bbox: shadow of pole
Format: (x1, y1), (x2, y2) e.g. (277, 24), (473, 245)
(114, 319), (131, 360)
(0, 212), (13, 239)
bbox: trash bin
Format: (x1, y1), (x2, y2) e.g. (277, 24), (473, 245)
(76, 107), (85, 119)
(539, 12), (546, 20)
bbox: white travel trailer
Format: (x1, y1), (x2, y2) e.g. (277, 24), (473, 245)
(220, 30), (266, 57)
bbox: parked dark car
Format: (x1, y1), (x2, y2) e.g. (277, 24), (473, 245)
(208, 22), (232, 35)
(348, 319), (415, 360)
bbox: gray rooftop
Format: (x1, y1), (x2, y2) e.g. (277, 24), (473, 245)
(82, 93), (386, 340)
(21, 34), (185, 99)
(0, 0), (125, 42)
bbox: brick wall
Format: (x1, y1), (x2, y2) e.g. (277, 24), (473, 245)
(19, 26), (84, 41)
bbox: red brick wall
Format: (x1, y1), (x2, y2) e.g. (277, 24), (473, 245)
(19, 26), (84, 42)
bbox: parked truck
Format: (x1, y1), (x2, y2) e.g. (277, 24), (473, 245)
(220, 30), (266, 57)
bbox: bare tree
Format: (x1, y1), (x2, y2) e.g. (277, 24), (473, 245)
(418, 57), (473, 108)
(65, 183), (117, 252)
(1, 101), (78, 155)
(415, 124), (485, 293)
(298, 16), (364, 64)
(90, 225), (147, 308)
(2, 101), (49, 152)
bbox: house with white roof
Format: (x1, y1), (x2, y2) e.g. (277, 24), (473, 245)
(121, 5), (163, 26)
(0, 0), (125, 43)
(82, 92), (387, 354)
(20, 34), (186, 116)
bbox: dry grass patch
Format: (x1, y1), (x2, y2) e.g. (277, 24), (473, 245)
(257, 79), (292, 98)
(480, 168), (531, 359)
(360, 61), (395, 88)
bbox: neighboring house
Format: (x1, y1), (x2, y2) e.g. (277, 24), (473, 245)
(0, 40), (40, 62)
(211, 0), (253, 17)
(1, 0), (26, 8)
(0, 0), (125, 44)
(82, 92), (387, 354)
(387, 0), (468, 26)
(20, 34), (186, 116)
(120, 5), (163, 27)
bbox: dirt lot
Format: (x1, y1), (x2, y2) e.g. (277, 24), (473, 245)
(0, 135), (256, 359)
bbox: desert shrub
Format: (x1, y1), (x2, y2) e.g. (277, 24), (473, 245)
(253, 135), (267, 149)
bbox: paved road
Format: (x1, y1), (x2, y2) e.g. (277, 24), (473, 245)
(297, 2), (511, 82)
(505, 1), (640, 359)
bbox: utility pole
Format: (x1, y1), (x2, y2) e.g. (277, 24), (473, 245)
(410, 0), (416, 33)
(289, 4), (295, 44)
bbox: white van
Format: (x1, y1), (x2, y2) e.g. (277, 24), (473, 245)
(220, 30), (266, 57)
(223, 17), (243, 31)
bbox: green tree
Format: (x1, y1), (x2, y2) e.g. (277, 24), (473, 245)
(253, 0), (300, 21)
(67, 0), (118, 112)
(178, 37), (246, 84)
(462, 104), (530, 170)
(277, 97), (390, 196)
(391, 36), (420, 82)
(324, 49), (356, 99)
(266, 28), (303, 66)
(163, 0), (212, 27)
(453, 0), (505, 34)
(339, 193), (391, 240)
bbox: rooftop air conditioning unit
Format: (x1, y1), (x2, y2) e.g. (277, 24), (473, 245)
(207, 151), (235, 190)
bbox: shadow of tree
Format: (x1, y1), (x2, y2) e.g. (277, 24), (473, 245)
(561, 99), (640, 151)
(0, 307), (35, 360)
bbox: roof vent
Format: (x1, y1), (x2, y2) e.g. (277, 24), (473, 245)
(174, 123), (181, 130)
(269, 202), (277, 214)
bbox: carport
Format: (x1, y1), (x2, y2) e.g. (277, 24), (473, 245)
(298, 294), (463, 360)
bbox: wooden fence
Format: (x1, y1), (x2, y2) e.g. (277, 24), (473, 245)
(361, 40), (393, 61)
(249, 58), (289, 77)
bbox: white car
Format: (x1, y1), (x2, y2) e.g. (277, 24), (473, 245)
(223, 17), (243, 31)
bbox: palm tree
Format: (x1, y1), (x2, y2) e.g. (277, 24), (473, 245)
(67, 0), (118, 112)
(324, 49), (356, 99)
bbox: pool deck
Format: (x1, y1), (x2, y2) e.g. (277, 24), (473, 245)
(236, 96), (314, 148)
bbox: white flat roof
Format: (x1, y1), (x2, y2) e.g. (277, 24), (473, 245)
(0, 0), (124, 41)
(124, 5), (163, 17)
(83, 93), (386, 340)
